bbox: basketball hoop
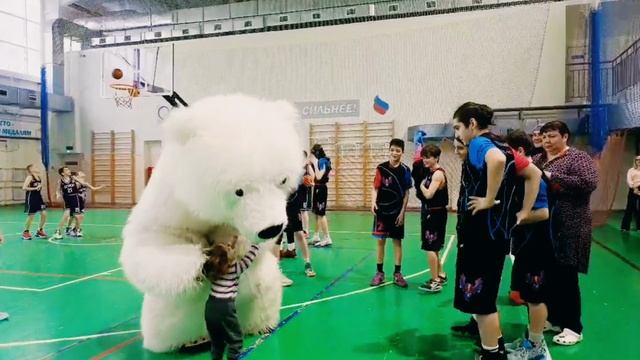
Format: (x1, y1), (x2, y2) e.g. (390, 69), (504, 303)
(111, 84), (140, 109)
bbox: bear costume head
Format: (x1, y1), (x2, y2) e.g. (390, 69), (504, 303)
(149, 94), (304, 241)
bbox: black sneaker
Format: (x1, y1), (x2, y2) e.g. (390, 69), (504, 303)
(418, 279), (442, 293)
(475, 349), (506, 360)
(476, 338), (506, 359)
(438, 274), (448, 285)
(451, 317), (480, 338)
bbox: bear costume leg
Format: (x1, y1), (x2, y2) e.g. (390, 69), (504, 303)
(236, 245), (283, 335)
(140, 286), (209, 352)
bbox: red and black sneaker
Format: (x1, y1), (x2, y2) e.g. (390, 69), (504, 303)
(36, 229), (48, 238)
(509, 291), (526, 306)
(22, 230), (33, 240)
(282, 249), (297, 258)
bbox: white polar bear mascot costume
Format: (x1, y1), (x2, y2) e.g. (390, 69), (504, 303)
(120, 94), (303, 352)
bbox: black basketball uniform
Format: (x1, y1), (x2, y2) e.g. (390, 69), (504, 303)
(419, 168), (449, 252)
(312, 158), (331, 217)
(285, 184), (305, 234)
(454, 134), (523, 315)
(510, 177), (553, 305)
(60, 178), (83, 215)
(24, 176), (46, 214)
(372, 161), (412, 240)
(301, 166), (313, 211)
(78, 183), (87, 212)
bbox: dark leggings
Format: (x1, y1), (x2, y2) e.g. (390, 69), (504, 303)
(205, 297), (243, 360)
(621, 188), (640, 230)
(545, 263), (583, 333)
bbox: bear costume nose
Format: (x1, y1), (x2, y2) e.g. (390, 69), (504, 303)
(258, 224), (284, 239)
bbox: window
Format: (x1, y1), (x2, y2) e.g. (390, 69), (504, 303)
(25, 0), (40, 22)
(0, 13), (26, 45)
(346, 8), (356, 16)
(279, 15), (288, 22)
(99, 38), (107, 44)
(27, 48), (39, 76)
(0, 42), (27, 74)
(124, 35), (132, 41)
(0, 1), (42, 77)
(244, 20), (252, 28)
(26, 22), (39, 50)
(1, 0), (26, 17)
(472, 0), (483, 4)
(389, 4), (399, 12)
(214, 24), (222, 31)
(426, 1), (437, 8)
(181, 29), (189, 35)
(154, 31), (162, 38)
(312, 13), (321, 20)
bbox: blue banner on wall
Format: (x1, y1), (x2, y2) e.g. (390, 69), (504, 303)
(0, 118), (41, 139)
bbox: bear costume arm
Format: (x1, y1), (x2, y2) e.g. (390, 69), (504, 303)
(119, 235), (208, 297)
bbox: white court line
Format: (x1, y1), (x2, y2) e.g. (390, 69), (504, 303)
(0, 285), (41, 292)
(0, 268), (122, 293)
(330, 230), (456, 237)
(0, 221), (124, 228)
(1, 221), (449, 238)
(47, 237), (122, 246)
(281, 234), (456, 310)
(0, 330), (141, 348)
(0, 237), (457, 348)
(39, 268), (122, 292)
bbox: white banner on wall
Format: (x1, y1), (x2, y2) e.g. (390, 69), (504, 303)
(0, 118), (40, 139)
(296, 100), (360, 119)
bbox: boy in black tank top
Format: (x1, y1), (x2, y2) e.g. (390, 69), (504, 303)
(53, 167), (84, 239)
(309, 144), (333, 247)
(370, 138), (413, 288)
(300, 151), (314, 238)
(452, 103), (542, 360)
(412, 144), (449, 293)
(21, 164), (48, 240)
(65, 171), (105, 236)
(275, 153), (317, 282)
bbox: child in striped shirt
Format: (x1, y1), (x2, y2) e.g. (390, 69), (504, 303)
(203, 237), (259, 360)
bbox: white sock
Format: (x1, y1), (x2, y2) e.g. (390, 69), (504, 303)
(528, 330), (543, 345)
(481, 344), (499, 352)
(287, 243), (295, 251)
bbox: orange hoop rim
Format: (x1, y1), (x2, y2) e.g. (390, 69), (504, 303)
(110, 83), (141, 98)
(110, 83), (137, 91)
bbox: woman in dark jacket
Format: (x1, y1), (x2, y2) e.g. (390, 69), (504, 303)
(532, 120), (598, 346)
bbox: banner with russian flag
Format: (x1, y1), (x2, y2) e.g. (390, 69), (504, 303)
(373, 95), (390, 115)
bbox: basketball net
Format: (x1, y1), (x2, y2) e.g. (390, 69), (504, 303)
(111, 84), (140, 109)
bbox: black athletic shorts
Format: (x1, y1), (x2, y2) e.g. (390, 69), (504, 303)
(285, 203), (303, 233)
(312, 184), (328, 216)
(454, 209), (508, 315)
(510, 221), (553, 304)
(24, 193), (46, 214)
(372, 210), (404, 240)
(64, 195), (84, 216)
(420, 207), (447, 252)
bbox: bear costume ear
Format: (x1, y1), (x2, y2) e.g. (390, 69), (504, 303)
(162, 107), (196, 145)
(273, 100), (298, 123)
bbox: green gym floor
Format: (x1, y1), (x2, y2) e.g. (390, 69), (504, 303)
(0, 207), (638, 360)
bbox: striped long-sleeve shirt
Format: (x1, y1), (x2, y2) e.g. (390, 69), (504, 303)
(210, 244), (260, 299)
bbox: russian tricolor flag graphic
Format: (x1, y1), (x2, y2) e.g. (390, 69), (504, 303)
(373, 95), (389, 115)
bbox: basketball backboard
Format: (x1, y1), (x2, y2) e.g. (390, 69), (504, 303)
(101, 44), (174, 99)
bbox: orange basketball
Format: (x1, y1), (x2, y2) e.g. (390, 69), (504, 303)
(112, 68), (123, 80)
(303, 175), (314, 187)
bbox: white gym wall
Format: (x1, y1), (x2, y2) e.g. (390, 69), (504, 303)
(66, 2), (567, 201)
